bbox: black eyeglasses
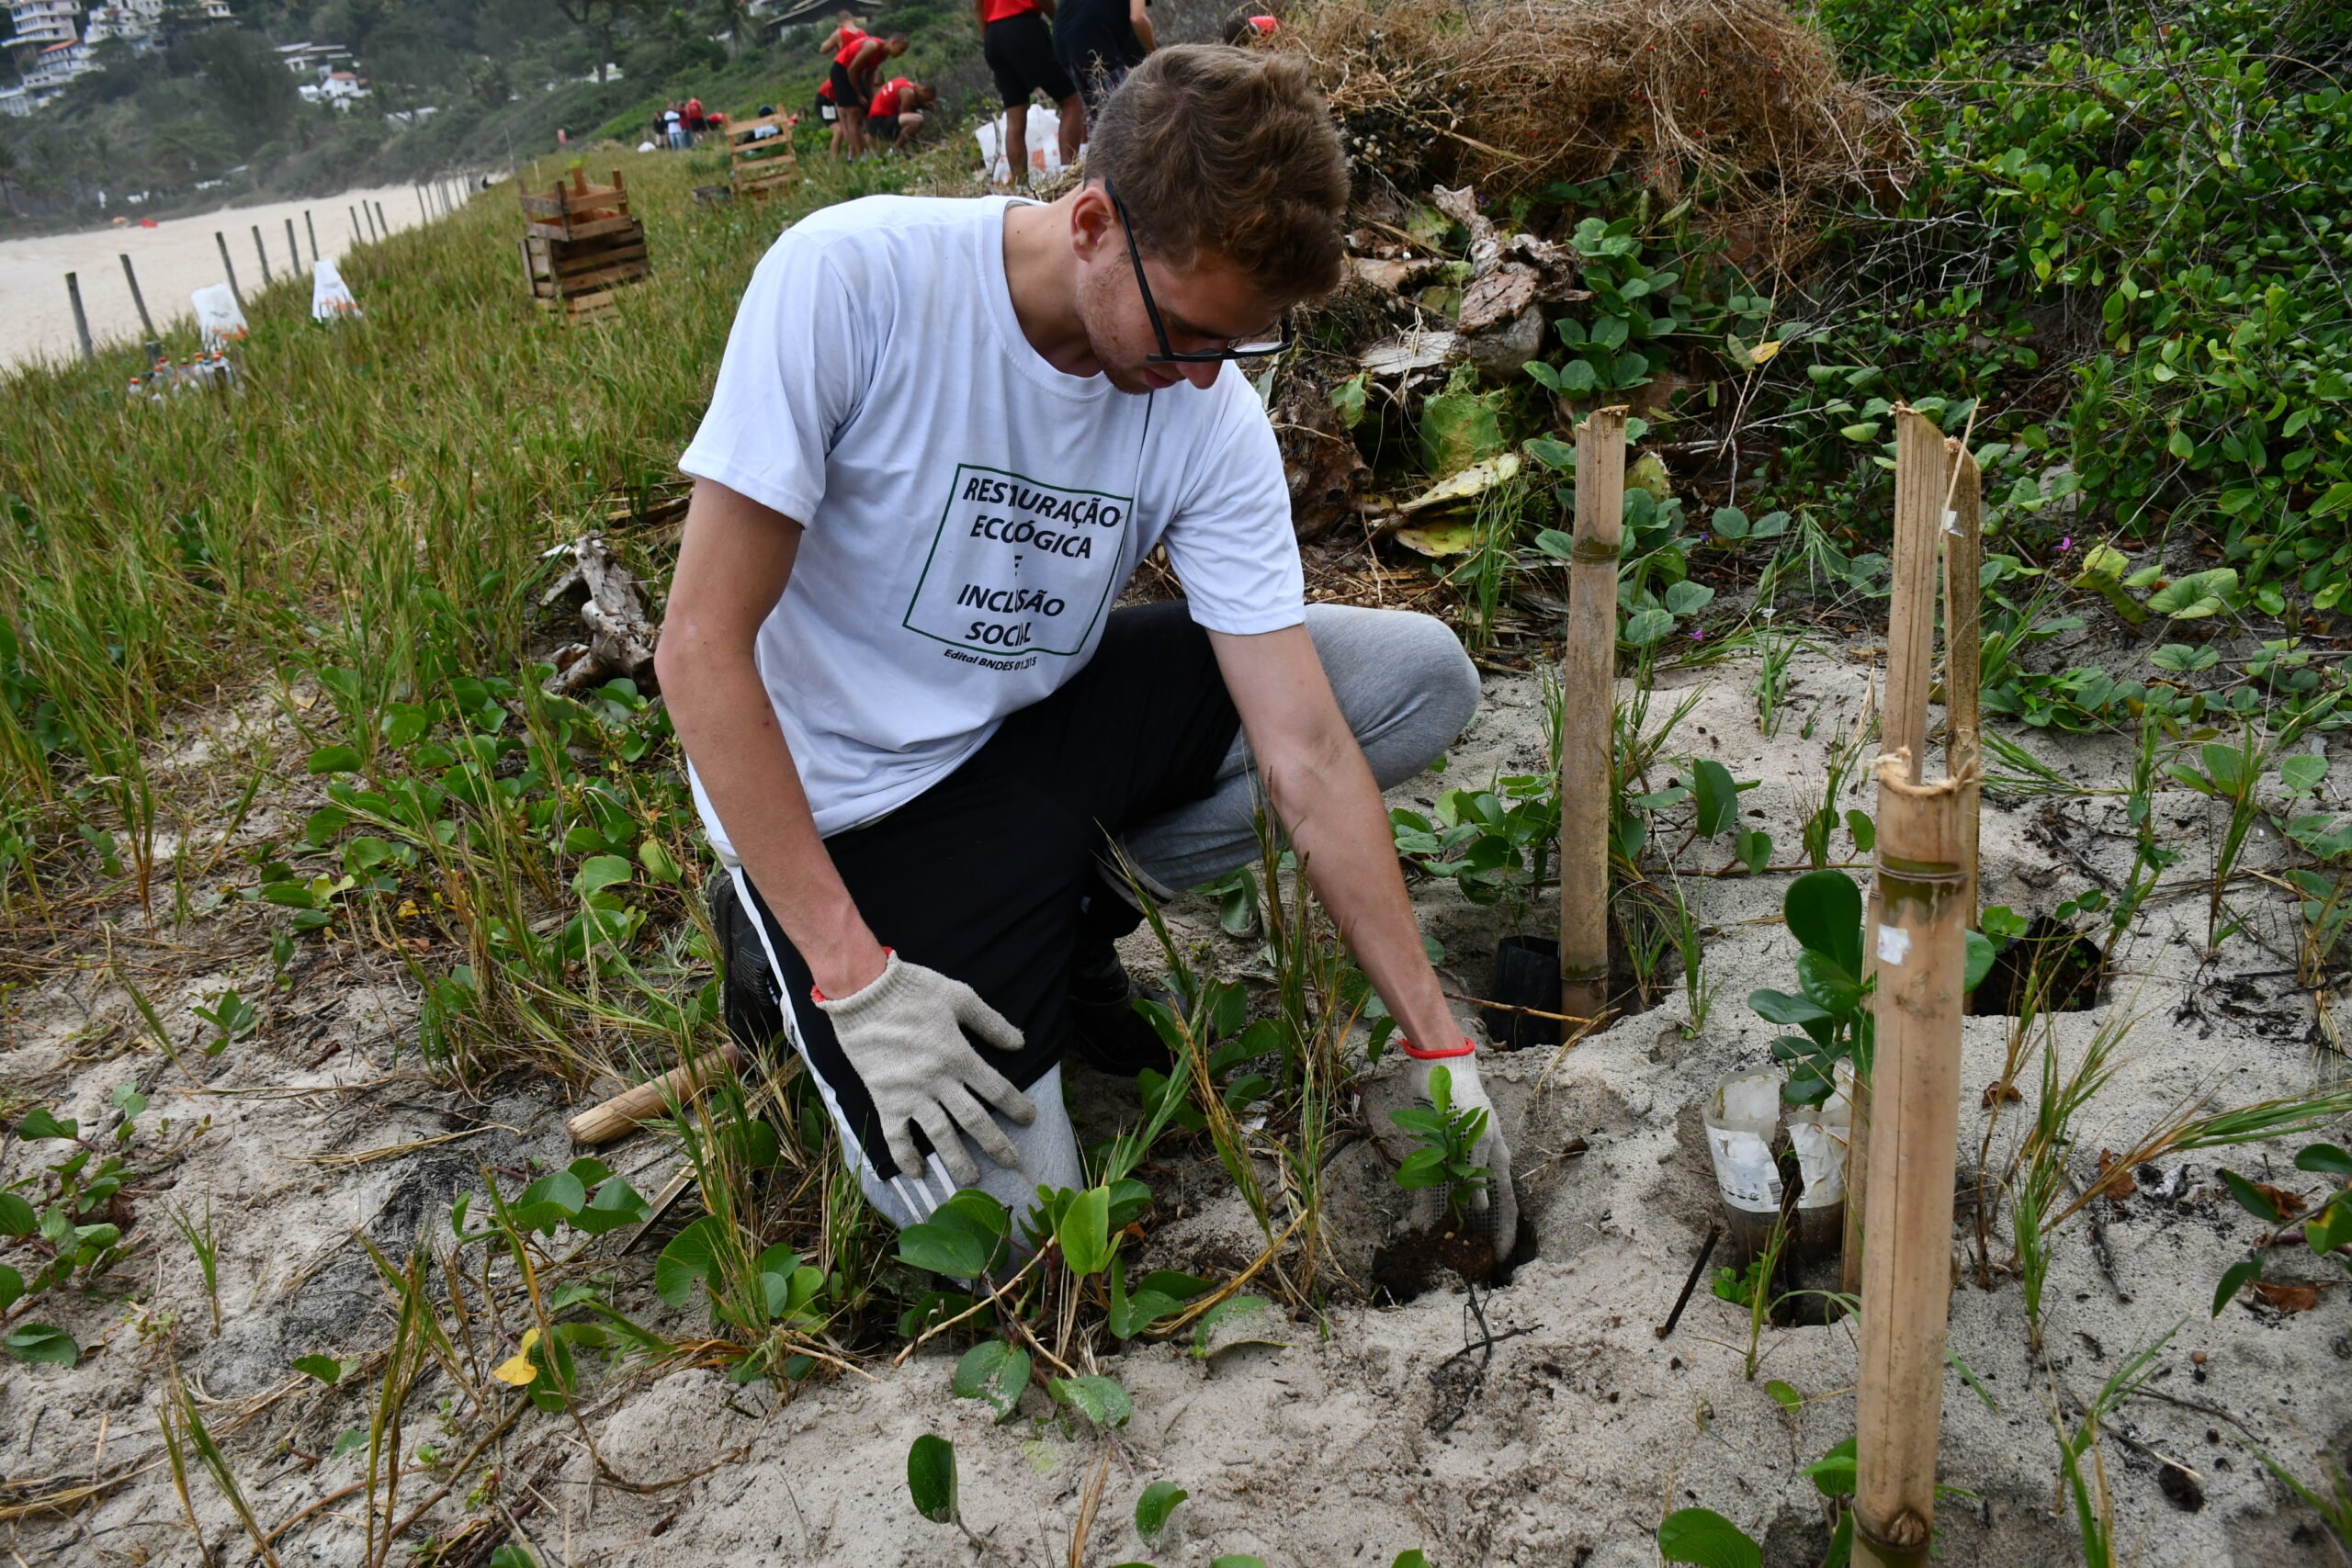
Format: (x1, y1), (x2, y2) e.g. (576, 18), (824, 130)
(1104, 184), (1294, 364)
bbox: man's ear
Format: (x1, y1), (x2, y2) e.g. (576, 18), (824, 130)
(1069, 186), (1116, 261)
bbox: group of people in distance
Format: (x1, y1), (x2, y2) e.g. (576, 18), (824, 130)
(652, 96), (720, 151)
(817, 19), (936, 157)
(814, 5), (1277, 178)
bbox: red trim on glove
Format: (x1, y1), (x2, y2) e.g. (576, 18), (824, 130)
(811, 947), (893, 1005)
(1397, 1034), (1476, 1060)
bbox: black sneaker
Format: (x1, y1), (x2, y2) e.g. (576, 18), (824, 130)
(707, 873), (786, 1055)
(1066, 940), (1179, 1077)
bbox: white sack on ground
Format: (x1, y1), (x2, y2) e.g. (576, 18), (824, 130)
(311, 258), (362, 321)
(191, 284), (248, 351)
(973, 105), (1066, 186)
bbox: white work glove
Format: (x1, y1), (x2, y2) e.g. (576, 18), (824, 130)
(1408, 1048), (1518, 1259)
(813, 951), (1036, 1187)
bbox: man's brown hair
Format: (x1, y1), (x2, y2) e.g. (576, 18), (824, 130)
(1090, 44), (1348, 304)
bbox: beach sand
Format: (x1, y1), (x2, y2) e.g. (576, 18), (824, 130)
(0, 183), (456, 373)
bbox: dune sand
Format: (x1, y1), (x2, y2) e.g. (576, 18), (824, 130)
(0, 183), (454, 373)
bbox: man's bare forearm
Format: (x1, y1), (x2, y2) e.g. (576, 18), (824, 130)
(1261, 732), (1460, 1052)
(657, 481), (888, 999)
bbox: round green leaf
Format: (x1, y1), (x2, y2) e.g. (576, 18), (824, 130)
(0, 1191), (35, 1236)
(1784, 870), (1863, 979)
(1657, 1507), (1762, 1568)
(1135, 1480), (1189, 1539)
(4, 1325), (79, 1368)
(907, 1433), (957, 1524)
(951, 1339), (1031, 1423)
(655, 1214), (725, 1308)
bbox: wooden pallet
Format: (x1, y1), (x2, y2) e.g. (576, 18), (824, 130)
(728, 112), (800, 201)
(520, 167), (638, 243)
(519, 219), (651, 325)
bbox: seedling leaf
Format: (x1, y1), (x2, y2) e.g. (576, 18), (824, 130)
(4, 1325), (78, 1367)
(2294, 1143), (2352, 1179)
(2214, 1255), (2264, 1316)
(897, 1221), (988, 1281)
(906, 1434), (957, 1524)
(1048, 1374), (1133, 1428)
(1192, 1293), (1286, 1359)
(1657, 1507), (1761, 1568)
(2219, 1168), (2285, 1225)
(1136, 1480), (1188, 1538)
(1803, 1438), (1858, 1497)
(1784, 870), (1863, 978)
(951, 1339), (1030, 1422)
(1764, 1380), (1802, 1416)
(655, 1215), (724, 1308)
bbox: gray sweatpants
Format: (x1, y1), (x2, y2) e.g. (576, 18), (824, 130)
(766, 604), (1479, 1229)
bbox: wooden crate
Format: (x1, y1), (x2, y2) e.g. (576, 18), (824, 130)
(728, 113), (800, 201)
(518, 218), (651, 325)
(520, 167), (638, 243)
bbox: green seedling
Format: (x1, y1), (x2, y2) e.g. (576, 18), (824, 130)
(2165, 727), (2271, 953)
(1389, 1064), (1492, 1224)
(1750, 871), (1872, 1104)
(2211, 1142), (2352, 1315)
(168, 1199), (221, 1335)
(1390, 775), (1557, 931)
(190, 987), (257, 1055)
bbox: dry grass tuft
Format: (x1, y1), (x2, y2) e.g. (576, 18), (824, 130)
(1276, 0), (1907, 256)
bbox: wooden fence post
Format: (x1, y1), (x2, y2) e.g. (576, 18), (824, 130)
(65, 272), (95, 361)
(304, 209), (320, 265)
(118, 253), (155, 339)
(213, 231), (243, 310)
(373, 200), (390, 239)
(285, 217), (301, 277)
(1558, 405), (1627, 1024)
(251, 223), (271, 287)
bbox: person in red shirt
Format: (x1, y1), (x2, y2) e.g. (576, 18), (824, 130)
(819, 10), (865, 55)
(684, 96), (706, 142)
(831, 32), (909, 156)
(977, 0), (1082, 187)
(817, 4), (870, 154)
(863, 76), (936, 150)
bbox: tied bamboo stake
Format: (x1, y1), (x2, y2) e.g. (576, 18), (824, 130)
(1558, 405), (1627, 1023)
(1851, 760), (1975, 1568)
(1942, 440), (1984, 925)
(1843, 408), (1951, 1297)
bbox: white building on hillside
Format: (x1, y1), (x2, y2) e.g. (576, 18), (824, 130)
(2, 0), (76, 51)
(277, 40), (352, 75)
(298, 66), (368, 107)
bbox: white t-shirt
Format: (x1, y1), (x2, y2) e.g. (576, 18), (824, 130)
(678, 194), (1301, 856)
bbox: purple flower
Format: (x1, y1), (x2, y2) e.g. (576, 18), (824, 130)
(1690, 627), (1706, 642)
(2058, 535), (2074, 552)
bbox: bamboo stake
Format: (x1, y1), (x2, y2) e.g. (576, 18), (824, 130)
(1844, 413), (1952, 1296)
(304, 209), (320, 265)
(373, 200), (390, 240)
(1942, 440), (1984, 926)
(251, 224), (271, 287)
(566, 1042), (744, 1144)
(285, 218), (300, 277)
(1558, 405), (1626, 1023)
(1851, 759), (1974, 1568)
(1882, 408), (1947, 785)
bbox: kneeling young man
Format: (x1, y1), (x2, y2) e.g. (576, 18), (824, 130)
(659, 45), (1516, 1250)
(864, 77), (934, 151)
